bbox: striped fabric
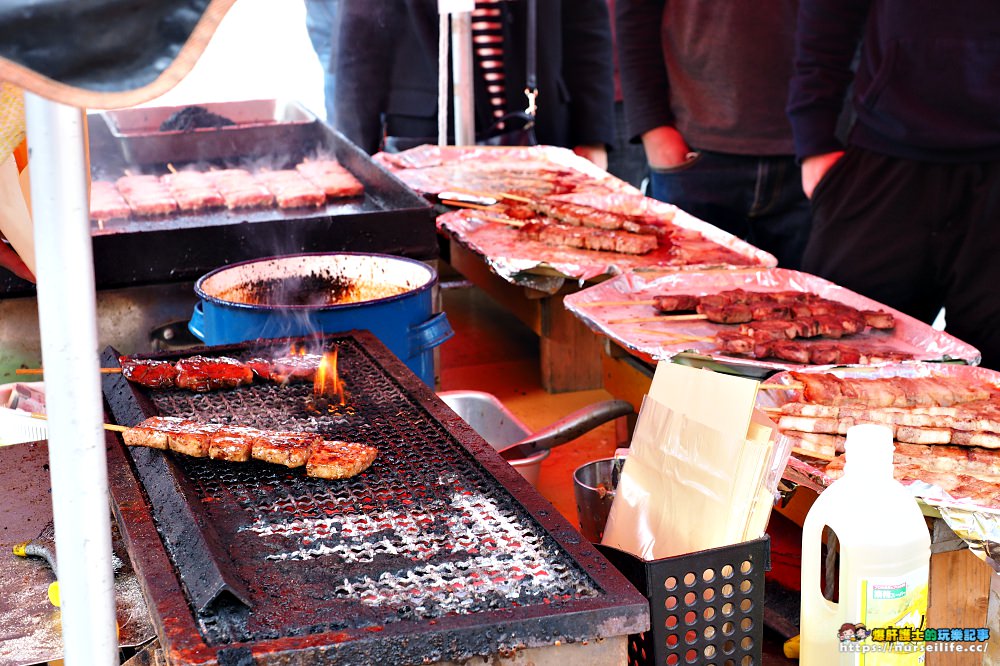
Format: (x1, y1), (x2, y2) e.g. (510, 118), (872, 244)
(472, 0), (508, 124)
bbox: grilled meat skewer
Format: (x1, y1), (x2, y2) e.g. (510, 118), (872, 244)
(121, 417), (377, 479)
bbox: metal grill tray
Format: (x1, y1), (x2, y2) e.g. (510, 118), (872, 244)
(101, 331), (648, 666)
(0, 113), (436, 296)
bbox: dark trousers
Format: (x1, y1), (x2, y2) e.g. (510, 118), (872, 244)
(803, 146), (1000, 370)
(648, 150), (812, 270)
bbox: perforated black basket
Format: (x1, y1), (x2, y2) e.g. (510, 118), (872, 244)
(597, 535), (770, 666)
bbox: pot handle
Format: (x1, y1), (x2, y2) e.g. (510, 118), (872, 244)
(188, 302), (206, 341)
(498, 400), (635, 460)
(409, 312), (454, 355)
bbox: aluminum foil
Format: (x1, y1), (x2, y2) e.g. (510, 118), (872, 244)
(439, 205), (775, 290)
(376, 144), (775, 289)
(563, 268), (980, 371)
(760, 363), (1000, 572)
(375, 144), (637, 192)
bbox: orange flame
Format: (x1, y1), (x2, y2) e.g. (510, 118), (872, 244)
(313, 349), (345, 406)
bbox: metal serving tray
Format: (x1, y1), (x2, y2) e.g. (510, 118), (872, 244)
(100, 99), (318, 165)
(0, 110), (436, 296)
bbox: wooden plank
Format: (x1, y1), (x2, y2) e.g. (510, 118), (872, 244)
(539, 293), (603, 392)
(447, 239), (605, 392)
(926, 548), (992, 666)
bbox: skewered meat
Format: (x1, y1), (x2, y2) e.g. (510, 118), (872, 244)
(652, 294), (700, 312)
(120, 358), (178, 389)
(209, 425), (262, 462)
(251, 431), (320, 468)
(89, 181), (132, 222)
(119, 354), (324, 391)
(116, 174), (179, 217)
(515, 198), (661, 235)
(307, 440), (379, 479)
(160, 171), (225, 212)
(254, 169), (327, 209)
(788, 372), (994, 408)
(207, 169), (275, 210)
(520, 220), (659, 255)
(654, 288), (896, 333)
(269, 354), (322, 384)
(120, 415), (191, 450)
(296, 159), (365, 199)
(169, 420), (218, 457)
(175, 355), (255, 392)
(122, 417), (378, 479)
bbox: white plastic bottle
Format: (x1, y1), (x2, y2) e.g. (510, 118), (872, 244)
(800, 424), (930, 665)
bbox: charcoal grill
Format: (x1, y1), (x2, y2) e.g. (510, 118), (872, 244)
(101, 330), (649, 665)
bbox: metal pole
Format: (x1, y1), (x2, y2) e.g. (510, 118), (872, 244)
(450, 11), (475, 145)
(440, 0), (475, 146)
(25, 93), (118, 665)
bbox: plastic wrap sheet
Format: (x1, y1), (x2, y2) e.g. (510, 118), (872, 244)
(438, 206), (775, 289)
(375, 144), (637, 194)
(563, 268), (980, 371)
(760, 363), (1000, 572)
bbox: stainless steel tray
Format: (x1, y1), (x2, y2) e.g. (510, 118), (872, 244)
(100, 99), (317, 165)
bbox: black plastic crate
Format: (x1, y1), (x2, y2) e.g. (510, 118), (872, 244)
(597, 535), (771, 666)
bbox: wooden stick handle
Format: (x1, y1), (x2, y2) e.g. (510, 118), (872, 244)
(575, 299), (657, 308)
(30, 412), (128, 432)
(759, 382), (804, 391)
(16, 367), (121, 375)
(439, 198), (496, 211)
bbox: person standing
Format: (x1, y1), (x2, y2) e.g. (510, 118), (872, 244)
(788, 0), (1000, 369)
(616, 0), (811, 269)
(304, 0), (340, 125)
(333, 0), (615, 168)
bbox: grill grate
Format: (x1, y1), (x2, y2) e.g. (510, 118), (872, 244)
(103, 332), (648, 664)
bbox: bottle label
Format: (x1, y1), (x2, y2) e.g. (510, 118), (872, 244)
(838, 569), (928, 664)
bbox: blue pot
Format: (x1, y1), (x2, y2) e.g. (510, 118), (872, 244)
(189, 253), (453, 386)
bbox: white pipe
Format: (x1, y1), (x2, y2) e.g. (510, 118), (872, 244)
(450, 10), (475, 145)
(25, 94), (118, 665)
(437, 11), (449, 146)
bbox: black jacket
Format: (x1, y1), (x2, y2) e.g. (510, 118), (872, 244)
(788, 0), (1000, 162)
(334, 0), (616, 154)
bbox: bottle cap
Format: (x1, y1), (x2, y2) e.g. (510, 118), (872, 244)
(843, 423), (894, 472)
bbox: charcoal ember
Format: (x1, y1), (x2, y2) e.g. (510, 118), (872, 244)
(159, 105), (236, 132)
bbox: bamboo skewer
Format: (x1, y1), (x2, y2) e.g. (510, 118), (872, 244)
(625, 329), (713, 343)
(575, 299), (657, 308)
(468, 212), (526, 228)
(608, 313), (706, 324)
(30, 412), (128, 432)
(439, 199), (497, 212)
(446, 187), (533, 204)
(790, 447), (836, 461)
(16, 367), (122, 375)
(760, 383), (804, 391)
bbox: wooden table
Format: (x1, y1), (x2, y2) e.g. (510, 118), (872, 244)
(445, 237), (606, 393)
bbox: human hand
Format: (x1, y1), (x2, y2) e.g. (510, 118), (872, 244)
(573, 144), (608, 170)
(802, 151), (845, 199)
(641, 126), (692, 169)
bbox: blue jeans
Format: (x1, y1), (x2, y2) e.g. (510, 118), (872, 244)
(305, 0), (341, 125)
(649, 150), (811, 270)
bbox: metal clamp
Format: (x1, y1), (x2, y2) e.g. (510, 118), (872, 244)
(524, 88), (538, 117)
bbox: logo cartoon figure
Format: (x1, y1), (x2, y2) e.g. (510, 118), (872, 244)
(838, 622), (857, 642)
(853, 624), (870, 641)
